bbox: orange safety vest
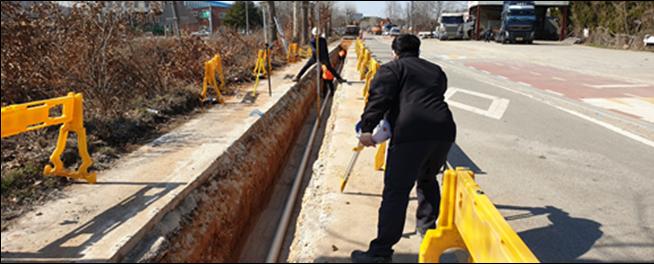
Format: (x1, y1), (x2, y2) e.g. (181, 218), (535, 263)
(321, 64), (334, 80)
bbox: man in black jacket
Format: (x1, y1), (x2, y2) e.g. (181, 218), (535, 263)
(351, 34), (456, 263)
(293, 27), (346, 83)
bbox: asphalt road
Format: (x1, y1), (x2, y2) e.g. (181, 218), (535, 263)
(364, 36), (654, 262)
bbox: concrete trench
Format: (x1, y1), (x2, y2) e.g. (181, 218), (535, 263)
(124, 45), (347, 263)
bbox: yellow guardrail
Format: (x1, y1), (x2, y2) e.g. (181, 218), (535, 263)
(355, 38), (387, 172)
(252, 49), (272, 95)
(419, 167), (539, 263)
(1, 93), (96, 183)
(200, 54), (226, 104)
(288, 42), (299, 63)
(298, 46), (312, 59)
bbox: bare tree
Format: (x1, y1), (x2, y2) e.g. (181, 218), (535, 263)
(266, 1), (278, 42)
(385, 1), (402, 21)
(344, 3), (357, 24)
(293, 1), (299, 41)
(302, 1), (309, 44)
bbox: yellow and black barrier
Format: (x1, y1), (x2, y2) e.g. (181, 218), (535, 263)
(252, 49), (272, 95)
(1, 93), (96, 183)
(355, 38), (387, 172)
(298, 46), (312, 59)
(288, 42), (299, 63)
(200, 54), (226, 104)
(419, 167), (539, 263)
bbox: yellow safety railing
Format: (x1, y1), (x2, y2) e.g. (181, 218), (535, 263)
(252, 49), (272, 95)
(298, 46), (312, 59)
(288, 42), (299, 63)
(358, 49), (371, 80)
(1, 93), (96, 183)
(419, 168), (539, 263)
(200, 54), (226, 104)
(362, 58), (380, 101)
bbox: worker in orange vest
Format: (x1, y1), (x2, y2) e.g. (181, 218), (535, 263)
(321, 63), (335, 97)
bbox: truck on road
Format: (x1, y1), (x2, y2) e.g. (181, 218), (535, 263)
(436, 12), (466, 40)
(496, 1), (536, 44)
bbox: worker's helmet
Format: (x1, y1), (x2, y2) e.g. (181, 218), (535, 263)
(355, 119), (392, 144)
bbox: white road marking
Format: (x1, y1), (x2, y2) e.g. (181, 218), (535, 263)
(583, 83), (651, 89)
(545, 89), (564, 96)
(554, 106), (654, 148)
(445, 87), (510, 120)
(498, 75), (508, 80)
(582, 97), (654, 123)
(483, 81), (654, 148)
(517, 81), (531, 87)
(481, 70), (491, 75)
(552, 76), (566, 81)
(529, 71), (542, 76)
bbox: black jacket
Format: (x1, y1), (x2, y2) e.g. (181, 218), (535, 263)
(360, 55), (456, 144)
(310, 37), (330, 61)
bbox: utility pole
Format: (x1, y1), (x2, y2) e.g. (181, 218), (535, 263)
(261, 3), (272, 96)
(170, 1), (180, 37)
(245, 1), (250, 35)
(314, 1), (321, 115)
(293, 1), (299, 42)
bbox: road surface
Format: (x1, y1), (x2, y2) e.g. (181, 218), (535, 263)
(366, 36), (654, 262)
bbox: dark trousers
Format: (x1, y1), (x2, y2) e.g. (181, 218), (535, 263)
(368, 140), (452, 257)
(295, 56), (343, 81)
(322, 79), (335, 97)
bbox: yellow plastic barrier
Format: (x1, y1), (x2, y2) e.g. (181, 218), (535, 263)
(298, 46), (312, 59)
(200, 54), (225, 104)
(288, 42), (299, 63)
(252, 49), (272, 94)
(1, 93), (96, 183)
(357, 49), (371, 80)
(419, 168), (539, 263)
(362, 58), (380, 101)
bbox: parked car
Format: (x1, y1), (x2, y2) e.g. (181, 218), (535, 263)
(418, 31), (433, 39)
(645, 34), (654, 46)
(390, 27), (401, 36)
(191, 29), (209, 37)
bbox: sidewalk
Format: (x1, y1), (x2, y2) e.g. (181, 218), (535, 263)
(287, 45), (423, 263)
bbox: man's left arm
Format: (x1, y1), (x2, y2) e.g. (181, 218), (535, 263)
(359, 65), (399, 141)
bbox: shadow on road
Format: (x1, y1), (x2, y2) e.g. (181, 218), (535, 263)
(496, 204), (603, 263)
(447, 143), (486, 174)
(314, 252), (418, 263)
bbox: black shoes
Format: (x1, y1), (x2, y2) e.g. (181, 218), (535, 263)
(351, 250), (392, 263)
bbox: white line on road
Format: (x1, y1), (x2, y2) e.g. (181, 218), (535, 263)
(554, 106), (654, 148)
(517, 81), (531, 87)
(445, 87), (510, 120)
(529, 71), (542, 76)
(552, 77), (566, 81)
(583, 83), (651, 89)
(481, 70), (491, 75)
(485, 81), (654, 149)
(545, 89), (564, 96)
(498, 75), (508, 80)
(623, 93), (642, 98)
